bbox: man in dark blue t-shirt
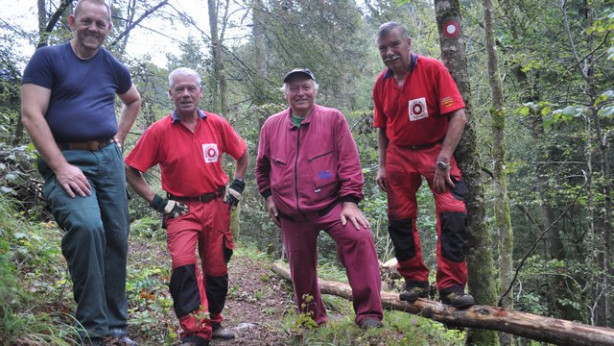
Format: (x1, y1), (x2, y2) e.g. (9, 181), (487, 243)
(21, 1), (141, 345)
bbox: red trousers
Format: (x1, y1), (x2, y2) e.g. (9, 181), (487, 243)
(280, 203), (383, 325)
(165, 198), (234, 341)
(385, 143), (468, 292)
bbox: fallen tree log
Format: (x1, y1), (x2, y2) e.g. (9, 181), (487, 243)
(272, 263), (614, 346)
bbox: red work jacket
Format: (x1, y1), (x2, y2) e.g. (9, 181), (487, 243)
(256, 104), (364, 219)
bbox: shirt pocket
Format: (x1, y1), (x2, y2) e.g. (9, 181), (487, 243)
(307, 149), (338, 192)
(270, 157), (291, 192)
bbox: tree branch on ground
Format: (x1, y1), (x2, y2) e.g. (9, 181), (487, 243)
(272, 263), (614, 346)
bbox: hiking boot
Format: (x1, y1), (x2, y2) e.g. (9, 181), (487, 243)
(179, 335), (209, 346)
(441, 291), (475, 309)
(81, 338), (104, 346)
(358, 318), (383, 329)
(107, 328), (138, 346)
(399, 281), (429, 302)
(104, 335), (138, 346)
(211, 323), (235, 340)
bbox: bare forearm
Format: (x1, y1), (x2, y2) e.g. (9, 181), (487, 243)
(377, 128), (389, 168)
(125, 165), (156, 203)
(116, 85), (141, 144)
(234, 150), (249, 179)
(439, 109), (467, 162)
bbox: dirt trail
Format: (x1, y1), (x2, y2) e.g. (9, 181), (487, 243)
(128, 239), (296, 345)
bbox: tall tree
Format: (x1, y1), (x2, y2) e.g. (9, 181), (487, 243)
(208, 0), (229, 113)
(433, 0), (498, 344)
(36, 0), (74, 48)
(234, 0), (370, 109)
(250, 0), (269, 105)
(481, 0), (513, 343)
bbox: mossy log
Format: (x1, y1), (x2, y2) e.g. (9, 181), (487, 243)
(272, 263), (614, 346)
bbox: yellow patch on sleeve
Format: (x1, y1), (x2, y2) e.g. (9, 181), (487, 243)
(442, 96), (454, 108)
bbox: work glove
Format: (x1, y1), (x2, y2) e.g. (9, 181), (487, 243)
(150, 194), (189, 218)
(224, 178), (245, 207)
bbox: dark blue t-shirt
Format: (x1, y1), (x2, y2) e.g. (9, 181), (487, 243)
(22, 42), (132, 142)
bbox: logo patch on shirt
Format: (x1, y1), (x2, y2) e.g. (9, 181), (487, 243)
(408, 97), (428, 121)
(442, 96), (454, 108)
(318, 170), (332, 180)
(202, 143), (219, 163)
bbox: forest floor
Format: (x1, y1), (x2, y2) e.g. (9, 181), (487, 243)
(6, 227), (465, 346)
(127, 237), (300, 345)
(125, 236), (465, 346)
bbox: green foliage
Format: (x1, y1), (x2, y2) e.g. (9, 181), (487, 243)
(281, 308), (465, 346)
(0, 143), (48, 219)
(0, 196), (24, 314)
(129, 215), (164, 240)
(295, 294), (319, 330)
(0, 195), (81, 345)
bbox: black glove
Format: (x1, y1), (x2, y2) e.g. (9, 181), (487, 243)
(150, 194), (189, 218)
(224, 178), (245, 207)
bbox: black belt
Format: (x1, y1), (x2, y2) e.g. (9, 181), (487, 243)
(399, 141), (440, 150)
(167, 187), (225, 203)
(57, 138), (113, 151)
(278, 200), (340, 221)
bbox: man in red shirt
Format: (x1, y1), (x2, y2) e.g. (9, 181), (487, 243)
(372, 21), (474, 308)
(256, 68), (383, 329)
(125, 67), (248, 346)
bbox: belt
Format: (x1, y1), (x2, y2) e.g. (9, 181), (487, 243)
(57, 138), (113, 151)
(167, 187), (225, 203)
(399, 141), (441, 150)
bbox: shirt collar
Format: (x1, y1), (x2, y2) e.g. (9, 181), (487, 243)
(287, 105), (317, 128)
(384, 53), (418, 79)
(171, 109), (207, 123)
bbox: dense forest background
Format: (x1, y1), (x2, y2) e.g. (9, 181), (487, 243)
(1, 0), (613, 344)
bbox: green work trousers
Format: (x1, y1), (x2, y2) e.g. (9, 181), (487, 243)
(39, 143), (129, 339)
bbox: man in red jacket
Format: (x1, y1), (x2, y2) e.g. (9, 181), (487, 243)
(256, 68), (383, 329)
(372, 21), (474, 308)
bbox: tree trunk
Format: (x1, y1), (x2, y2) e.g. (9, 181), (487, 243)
(207, 0), (228, 114)
(115, 0), (137, 56)
(481, 0), (513, 344)
(272, 264), (614, 346)
(432, 0), (498, 344)
(251, 0), (269, 105)
(36, 0), (74, 48)
(37, 0), (46, 35)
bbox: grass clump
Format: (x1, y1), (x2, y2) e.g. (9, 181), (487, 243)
(0, 195), (79, 345)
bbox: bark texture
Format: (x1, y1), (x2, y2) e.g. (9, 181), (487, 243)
(481, 0), (514, 343)
(272, 263), (614, 346)
(433, 0), (498, 343)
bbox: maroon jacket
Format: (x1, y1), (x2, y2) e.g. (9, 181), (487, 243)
(256, 104), (365, 219)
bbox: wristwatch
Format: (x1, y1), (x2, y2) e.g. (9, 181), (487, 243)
(436, 161), (450, 170)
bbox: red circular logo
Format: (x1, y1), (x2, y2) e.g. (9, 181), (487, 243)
(413, 104), (423, 115)
(207, 148), (216, 157)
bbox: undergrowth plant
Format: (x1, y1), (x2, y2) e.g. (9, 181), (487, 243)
(0, 194), (79, 345)
(283, 309), (466, 346)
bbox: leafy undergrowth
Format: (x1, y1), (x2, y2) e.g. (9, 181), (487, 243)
(2, 204), (465, 345)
